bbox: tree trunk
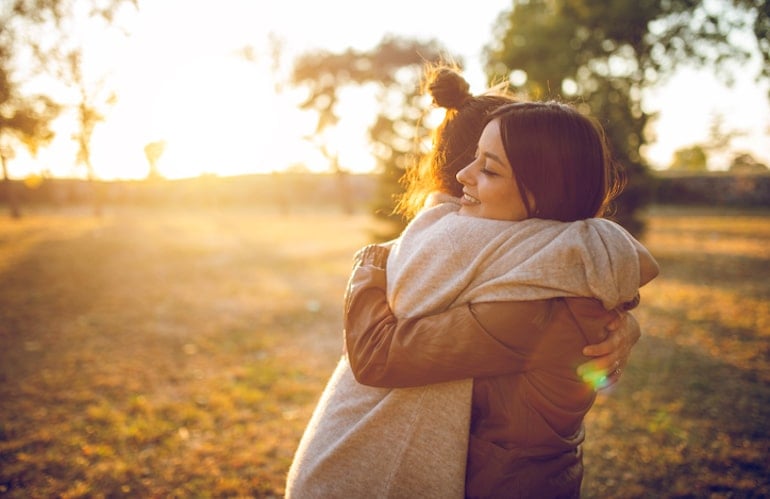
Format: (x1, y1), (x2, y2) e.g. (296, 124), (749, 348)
(1, 154), (21, 219)
(86, 160), (102, 217)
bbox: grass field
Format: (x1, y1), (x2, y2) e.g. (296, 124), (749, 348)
(0, 204), (768, 498)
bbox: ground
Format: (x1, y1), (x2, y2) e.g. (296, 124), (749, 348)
(0, 204), (768, 498)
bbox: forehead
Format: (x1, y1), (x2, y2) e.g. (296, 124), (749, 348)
(479, 119), (502, 146)
(481, 118), (500, 140)
(478, 119), (509, 166)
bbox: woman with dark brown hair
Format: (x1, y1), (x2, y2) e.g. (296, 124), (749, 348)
(286, 65), (655, 498)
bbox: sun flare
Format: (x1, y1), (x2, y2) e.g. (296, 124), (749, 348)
(148, 58), (277, 178)
(6, 0), (767, 181)
(87, 55), (325, 180)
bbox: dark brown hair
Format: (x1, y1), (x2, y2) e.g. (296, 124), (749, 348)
(395, 64), (517, 219)
(488, 101), (625, 221)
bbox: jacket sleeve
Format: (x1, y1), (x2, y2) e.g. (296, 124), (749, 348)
(343, 257), (555, 388)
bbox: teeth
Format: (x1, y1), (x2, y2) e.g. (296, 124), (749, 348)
(463, 193), (480, 204)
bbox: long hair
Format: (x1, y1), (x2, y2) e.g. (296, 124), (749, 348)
(488, 101), (625, 221)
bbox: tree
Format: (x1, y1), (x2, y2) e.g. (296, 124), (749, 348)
(291, 36), (449, 237)
(49, 2), (137, 214)
(0, 74), (59, 217)
(0, 1), (64, 217)
(63, 50), (117, 184)
(0, 0), (137, 216)
(705, 112), (745, 153)
(485, 0), (769, 234)
(668, 145), (708, 172)
(730, 152), (768, 173)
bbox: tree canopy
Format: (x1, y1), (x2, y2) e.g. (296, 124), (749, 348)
(485, 0), (769, 232)
(669, 145), (708, 171)
(1, 0), (136, 164)
(292, 36), (450, 236)
(730, 152), (768, 173)
(1, 0), (136, 216)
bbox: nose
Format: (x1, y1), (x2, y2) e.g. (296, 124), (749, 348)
(456, 163), (474, 186)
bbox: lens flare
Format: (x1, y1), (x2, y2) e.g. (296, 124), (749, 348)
(581, 367), (611, 390)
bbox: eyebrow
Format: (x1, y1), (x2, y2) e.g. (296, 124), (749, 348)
(482, 151), (506, 166)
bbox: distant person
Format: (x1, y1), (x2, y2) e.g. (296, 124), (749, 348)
(286, 65), (653, 498)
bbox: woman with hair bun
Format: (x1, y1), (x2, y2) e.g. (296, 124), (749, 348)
(286, 64), (655, 498)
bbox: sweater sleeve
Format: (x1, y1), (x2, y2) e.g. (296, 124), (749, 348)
(344, 262), (556, 388)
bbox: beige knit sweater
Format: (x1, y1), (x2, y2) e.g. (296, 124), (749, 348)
(285, 198), (642, 499)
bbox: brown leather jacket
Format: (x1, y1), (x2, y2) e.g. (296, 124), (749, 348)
(343, 246), (622, 498)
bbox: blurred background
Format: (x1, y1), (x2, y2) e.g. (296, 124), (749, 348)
(0, 0), (768, 227)
(0, 0), (768, 497)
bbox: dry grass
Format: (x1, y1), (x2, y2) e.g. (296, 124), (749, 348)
(0, 204), (768, 498)
(583, 206), (770, 498)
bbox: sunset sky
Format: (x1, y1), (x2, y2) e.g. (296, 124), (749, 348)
(9, 0), (770, 180)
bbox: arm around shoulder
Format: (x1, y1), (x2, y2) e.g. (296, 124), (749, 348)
(343, 263), (548, 387)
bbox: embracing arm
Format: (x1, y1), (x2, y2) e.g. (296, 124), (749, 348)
(343, 247), (552, 387)
(343, 246), (586, 388)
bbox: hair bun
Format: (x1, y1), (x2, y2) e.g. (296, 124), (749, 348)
(428, 67), (472, 110)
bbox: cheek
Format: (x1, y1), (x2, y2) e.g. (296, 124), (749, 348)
(501, 186), (527, 217)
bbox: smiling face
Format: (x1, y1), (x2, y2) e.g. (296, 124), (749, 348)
(455, 118), (530, 221)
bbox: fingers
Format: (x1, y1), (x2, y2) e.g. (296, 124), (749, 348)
(604, 312), (625, 332)
(578, 326), (626, 390)
(578, 311), (641, 390)
(582, 323), (621, 357)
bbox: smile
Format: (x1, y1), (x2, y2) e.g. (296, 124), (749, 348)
(462, 192), (480, 205)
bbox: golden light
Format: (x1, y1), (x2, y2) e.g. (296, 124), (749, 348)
(139, 57), (278, 179)
(5, 0), (767, 180)
(85, 49), (333, 180)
